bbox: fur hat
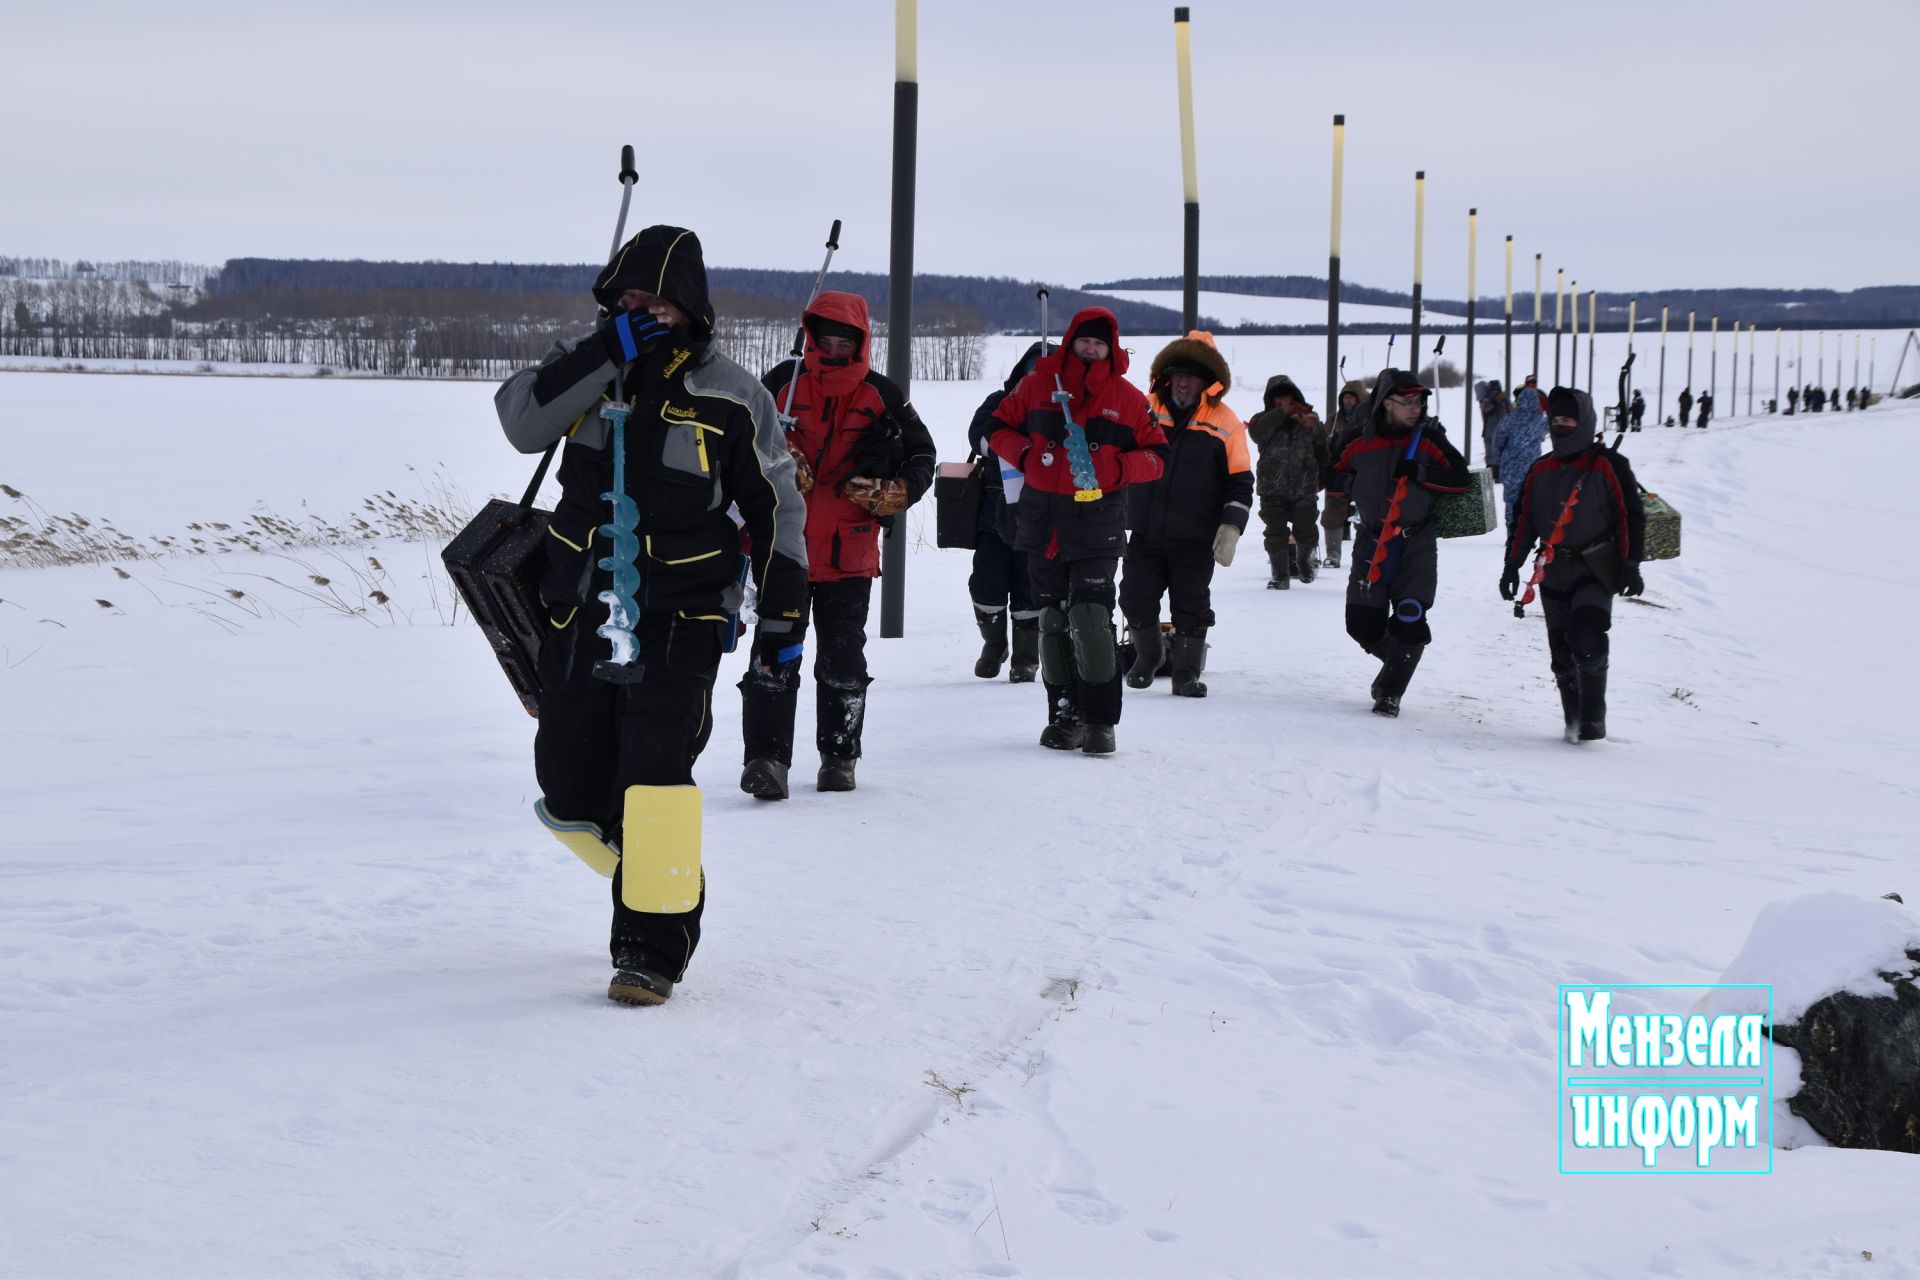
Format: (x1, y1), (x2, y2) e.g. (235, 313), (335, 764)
(1149, 330), (1231, 394)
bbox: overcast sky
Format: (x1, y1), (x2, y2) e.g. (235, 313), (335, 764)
(6, 0), (1914, 298)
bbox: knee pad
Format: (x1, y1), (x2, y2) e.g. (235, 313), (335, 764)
(1569, 606), (1611, 669)
(619, 784), (702, 914)
(1387, 599), (1432, 646)
(1068, 601), (1118, 683)
(535, 798), (620, 879)
(1039, 604), (1073, 686)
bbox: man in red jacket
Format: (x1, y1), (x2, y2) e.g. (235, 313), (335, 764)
(988, 308), (1167, 754)
(740, 291), (936, 797)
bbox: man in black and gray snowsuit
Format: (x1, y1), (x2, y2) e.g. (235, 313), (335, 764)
(965, 343), (1045, 683)
(1327, 369), (1471, 717)
(1629, 390), (1645, 430)
(1696, 389), (1714, 428)
(1847, 387), (1859, 412)
(1246, 374), (1330, 589)
(1786, 385), (1799, 415)
(1321, 379), (1370, 569)
(1121, 331), (1253, 698)
(494, 225), (809, 1006)
(1677, 387), (1694, 427)
(1500, 386), (1646, 742)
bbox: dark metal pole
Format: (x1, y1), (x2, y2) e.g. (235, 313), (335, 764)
(1503, 236), (1513, 392)
(1409, 171), (1424, 377)
(1730, 320), (1739, 421)
(1325, 114), (1344, 422)
(879, 1), (917, 639)
(1464, 208), (1477, 467)
(1570, 278), (1579, 390)
(1658, 306), (1668, 425)
(1685, 309), (1694, 396)
(1175, 8), (1198, 333)
(1554, 268), (1565, 385)
(1586, 291), (1596, 396)
(1709, 316), (1718, 413)
(1531, 253), (1542, 381)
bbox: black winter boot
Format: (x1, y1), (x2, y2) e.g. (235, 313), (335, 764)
(739, 667), (798, 798)
(1080, 723), (1116, 754)
(1009, 616), (1040, 683)
(1169, 630), (1209, 698)
(1125, 622), (1164, 688)
(608, 949), (676, 1005)
(1557, 675), (1581, 743)
(817, 756), (857, 791)
(1288, 545), (1302, 581)
(973, 607), (1009, 679)
(1370, 638), (1425, 717)
(1297, 547), (1317, 584)
(739, 758), (789, 801)
(1040, 685), (1085, 750)
(1576, 662), (1608, 741)
(1267, 547), (1290, 590)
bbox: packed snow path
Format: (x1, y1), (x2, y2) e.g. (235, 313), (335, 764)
(3, 364), (1916, 1277)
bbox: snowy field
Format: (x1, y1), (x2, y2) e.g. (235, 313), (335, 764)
(4, 351), (1919, 1278)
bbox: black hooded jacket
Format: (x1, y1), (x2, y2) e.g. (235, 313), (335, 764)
(1505, 388), (1645, 571)
(1327, 369), (1471, 530)
(494, 226), (809, 633)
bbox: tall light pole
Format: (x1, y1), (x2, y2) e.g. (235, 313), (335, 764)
(1554, 268), (1565, 385)
(1586, 291), (1597, 395)
(1774, 327), (1781, 410)
(1324, 114), (1344, 422)
(1686, 309), (1695, 395)
(1410, 171), (1425, 378)
(1531, 252), (1542, 381)
(879, 0), (918, 638)
(1503, 236), (1514, 392)
(1658, 305), (1668, 425)
(1173, 6), (1199, 333)
(1464, 208), (1478, 464)
(1570, 277), (1579, 389)
(1710, 316), (1719, 414)
(1730, 320), (1739, 420)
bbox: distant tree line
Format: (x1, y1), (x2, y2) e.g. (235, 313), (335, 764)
(1, 257), (210, 287)
(0, 269), (986, 380)
(202, 258), (1196, 335)
(1085, 273), (1920, 328)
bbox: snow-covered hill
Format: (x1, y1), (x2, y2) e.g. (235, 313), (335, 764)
(3, 358), (1917, 1277)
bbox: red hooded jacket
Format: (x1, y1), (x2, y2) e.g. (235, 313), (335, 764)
(761, 290), (935, 582)
(986, 307), (1165, 559)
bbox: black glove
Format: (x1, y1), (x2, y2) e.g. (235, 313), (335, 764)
(597, 311), (673, 366)
(1499, 565), (1520, 601)
(753, 625), (805, 671)
(1392, 455), (1422, 480)
(1619, 561), (1645, 597)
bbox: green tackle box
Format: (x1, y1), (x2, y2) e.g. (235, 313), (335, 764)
(1641, 491), (1682, 561)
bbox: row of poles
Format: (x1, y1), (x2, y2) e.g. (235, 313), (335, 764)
(1166, 11), (1888, 463)
(882, 3), (1892, 632)
(1308, 110), (1885, 462)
